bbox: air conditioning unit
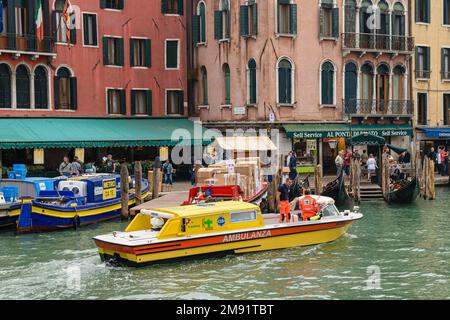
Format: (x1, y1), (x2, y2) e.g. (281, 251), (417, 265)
(58, 181), (87, 197)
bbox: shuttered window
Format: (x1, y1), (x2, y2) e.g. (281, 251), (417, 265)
(165, 40), (179, 69)
(240, 2), (257, 37)
(319, 1), (338, 39)
(166, 90), (184, 115)
(54, 67), (77, 111)
(444, 94), (450, 125)
(162, 0), (184, 15)
(83, 14), (98, 46)
(130, 38), (151, 67)
(445, 0), (450, 25)
(415, 0), (430, 23)
(103, 37), (124, 66)
(193, 2), (207, 45)
(321, 61), (335, 105)
(201, 66), (208, 105)
(277, 1), (297, 35)
(215, 0), (230, 40)
(415, 46), (430, 79)
(100, 0), (124, 10)
(0, 64), (11, 109)
(107, 89), (126, 115)
(442, 48), (450, 80)
(131, 90), (152, 116)
(417, 93), (427, 125)
(278, 59), (293, 104)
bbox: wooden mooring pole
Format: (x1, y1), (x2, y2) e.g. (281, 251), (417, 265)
(120, 162), (129, 220)
(350, 159), (361, 204)
(314, 164), (322, 195)
(134, 161), (142, 206)
(152, 157), (161, 200)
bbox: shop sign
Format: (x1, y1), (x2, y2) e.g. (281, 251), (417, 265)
(233, 106), (246, 115)
(292, 129), (412, 139)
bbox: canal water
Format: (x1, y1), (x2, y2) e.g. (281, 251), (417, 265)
(0, 188), (449, 300)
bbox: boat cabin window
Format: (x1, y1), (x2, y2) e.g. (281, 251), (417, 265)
(230, 210), (257, 223)
(321, 204), (339, 217)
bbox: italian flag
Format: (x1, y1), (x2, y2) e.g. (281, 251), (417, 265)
(35, 0), (43, 42)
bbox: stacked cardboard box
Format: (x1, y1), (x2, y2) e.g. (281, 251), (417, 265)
(196, 168), (216, 187)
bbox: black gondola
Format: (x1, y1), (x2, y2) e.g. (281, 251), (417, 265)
(388, 177), (420, 204)
(289, 174), (310, 201)
(321, 173), (350, 206)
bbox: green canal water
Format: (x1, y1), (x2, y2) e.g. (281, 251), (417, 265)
(0, 188), (449, 300)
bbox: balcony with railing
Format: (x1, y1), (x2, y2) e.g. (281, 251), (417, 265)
(342, 33), (414, 54)
(343, 99), (414, 117)
(0, 33), (55, 56)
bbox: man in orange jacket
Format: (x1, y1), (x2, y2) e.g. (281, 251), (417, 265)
(277, 178), (293, 223)
(298, 190), (319, 221)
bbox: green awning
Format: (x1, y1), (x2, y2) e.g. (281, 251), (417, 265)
(284, 123), (413, 139)
(350, 133), (385, 146)
(0, 118), (209, 149)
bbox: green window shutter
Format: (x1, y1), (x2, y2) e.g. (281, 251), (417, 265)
(166, 41), (178, 68)
(252, 4), (258, 35)
(319, 8), (324, 38)
(145, 39), (151, 67)
(147, 91), (153, 116)
(240, 5), (249, 37)
(107, 90), (111, 114)
(120, 90), (126, 115)
(192, 15), (201, 45)
(426, 0), (430, 23)
(286, 68), (292, 103)
(130, 90), (136, 115)
(178, 0), (184, 15)
(103, 37), (109, 65)
(130, 39), (135, 67)
(250, 68), (257, 104)
(54, 77), (60, 109)
(100, 0), (107, 9)
(445, 0), (449, 24)
(442, 48), (445, 78)
(332, 8), (339, 38)
(118, 0), (124, 10)
(425, 47), (430, 72)
(214, 10), (223, 40)
(119, 38), (124, 66)
(278, 68), (286, 103)
(225, 67), (231, 104)
(415, 47), (420, 74)
(289, 4), (297, 35)
(162, 0), (168, 14)
(414, 0), (419, 22)
(69, 77), (77, 110)
(178, 91), (184, 115)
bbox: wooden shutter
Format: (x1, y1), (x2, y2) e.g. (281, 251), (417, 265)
(103, 37), (109, 65)
(100, 0), (107, 9)
(425, 47), (430, 73)
(130, 39), (135, 67)
(442, 48), (446, 79)
(192, 15), (201, 45)
(286, 68), (292, 103)
(54, 76), (60, 109)
(120, 90), (126, 115)
(253, 4), (258, 35)
(107, 90), (112, 114)
(240, 5), (249, 37)
(278, 68), (286, 103)
(178, 0), (184, 15)
(118, 0), (124, 10)
(147, 91), (153, 116)
(445, 0), (449, 24)
(162, 0), (168, 14)
(415, 47), (420, 75)
(83, 14), (89, 45)
(130, 90), (136, 115)
(69, 77), (77, 110)
(119, 38), (124, 66)
(426, 0), (430, 23)
(414, 0), (419, 22)
(332, 8), (339, 38)
(178, 91), (184, 115)
(289, 4), (297, 35)
(145, 39), (151, 67)
(319, 8), (324, 38)
(214, 10), (223, 40)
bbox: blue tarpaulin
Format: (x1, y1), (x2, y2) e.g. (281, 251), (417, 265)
(421, 128), (450, 138)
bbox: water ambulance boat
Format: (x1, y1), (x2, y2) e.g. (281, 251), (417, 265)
(94, 197), (363, 267)
(17, 174), (149, 233)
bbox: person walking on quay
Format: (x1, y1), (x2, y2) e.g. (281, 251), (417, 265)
(343, 149), (352, 176)
(335, 151), (344, 177)
(288, 151), (298, 181)
(104, 154), (117, 174)
(277, 178), (293, 223)
(59, 156), (72, 177)
(71, 156), (83, 176)
(438, 147), (447, 176)
(361, 150), (369, 168)
(367, 154), (378, 182)
(163, 159), (174, 191)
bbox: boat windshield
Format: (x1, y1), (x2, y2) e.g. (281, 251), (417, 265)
(321, 204), (340, 217)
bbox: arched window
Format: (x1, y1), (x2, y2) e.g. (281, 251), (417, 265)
(248, 59), (257, 105)
(16, 65), (30, 109)
(344, 62), (358, 113)
(393, 65), (406, 113)
(198, 1), (207, 43)
(35, 66), (48, 109)
(278, 58), (293, 104)
(344, 0), (356, 33)
(360, 0), (373, 49)
(376, 64), (390, 113)
(0, 64), (11, 109)
(55, 67), (77, 110)
(360, 63), (374, 113)
(223, 63), (231, 105)
(376, 1), (390, 50)
(392, 2), (406, 51)
(321, 61), (335, 105)
(201, 66), (208, 105)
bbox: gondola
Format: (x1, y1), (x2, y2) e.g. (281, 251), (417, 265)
(388, 177), (420, 204)
(289, 174), (310, 201)
(321, 173), (350, 207)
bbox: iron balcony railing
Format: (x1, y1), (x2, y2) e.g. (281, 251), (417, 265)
(415, 70), (431, 79)
(343, 99), (414, 116)
(442, 71), (450, 80)
(0, 33), (55, 54)
(342, 32), (414, 53)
